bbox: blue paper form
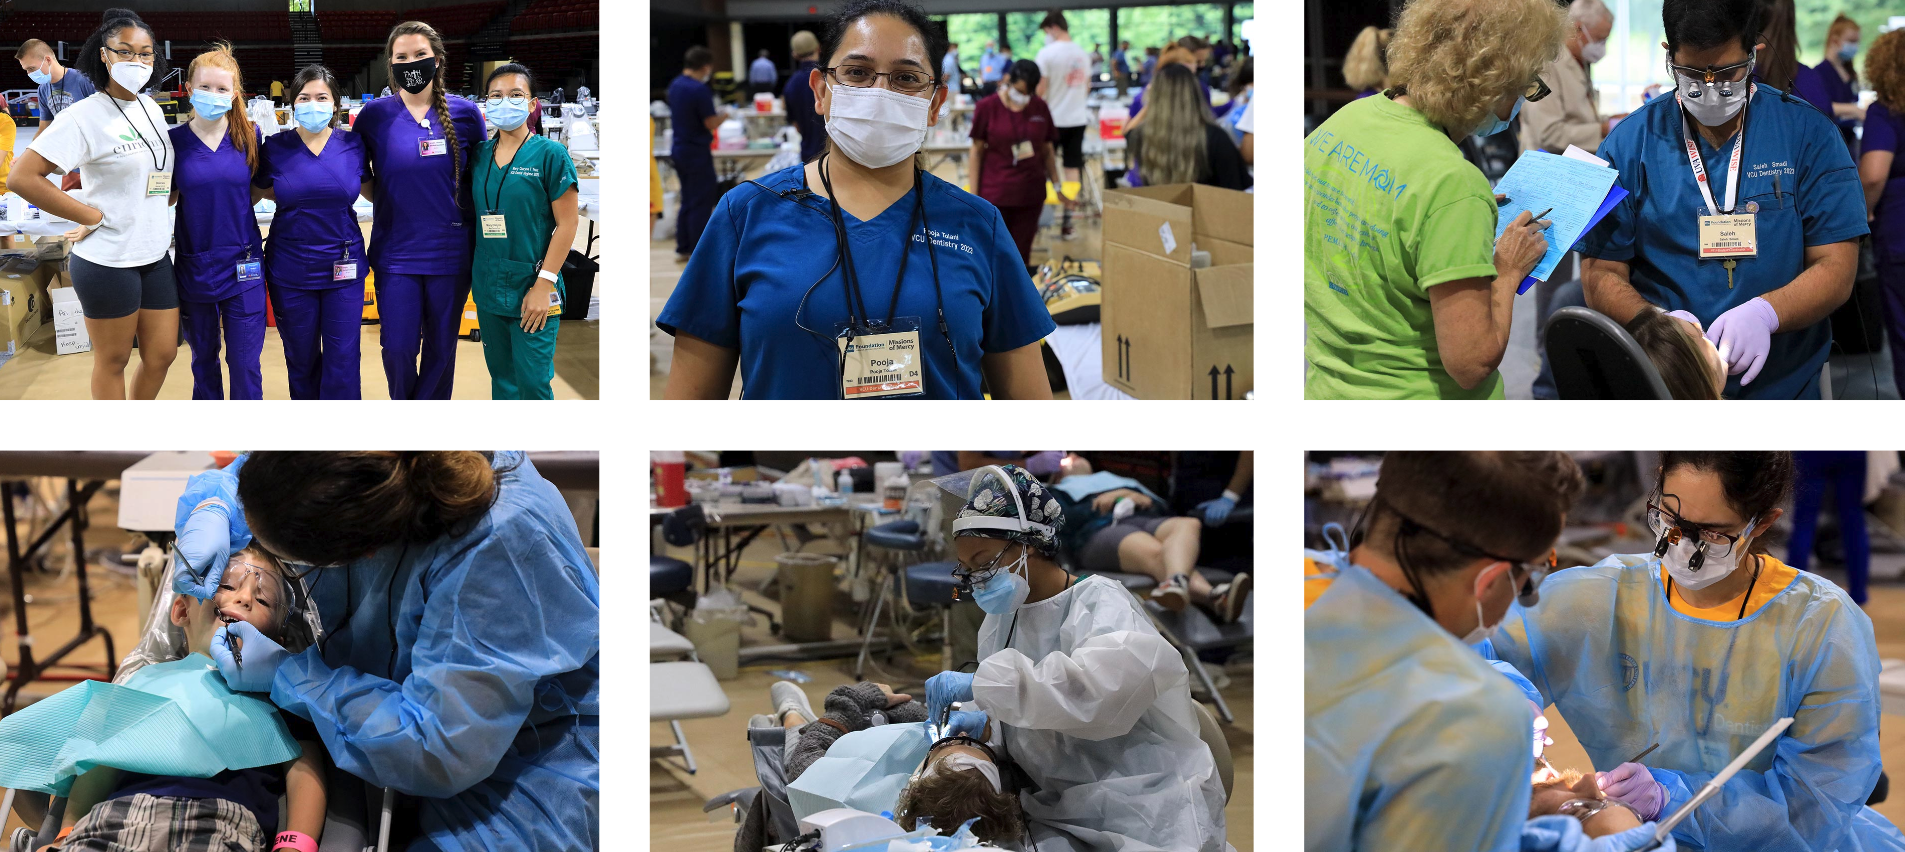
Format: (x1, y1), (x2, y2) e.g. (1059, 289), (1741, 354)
(1492, 151), (1621, 293)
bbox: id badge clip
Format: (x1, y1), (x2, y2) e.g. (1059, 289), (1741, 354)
(481, 212), (507, 239)
(835, 316), (927, 399)
(146, 172), (172, 196)
(1698, 214), (1758, 260)
(333, 248), (358, 282)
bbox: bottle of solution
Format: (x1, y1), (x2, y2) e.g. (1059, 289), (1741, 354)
(838, 469), (854, 496)
(883, 473), (908, 511)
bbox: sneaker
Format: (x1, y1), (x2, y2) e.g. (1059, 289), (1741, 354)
(1208, 573), (1252, 624)
(1059, 224), (1077, 241)
(675, 253), (692, 264)
(771, 680), (817, 726)
(1150, 573), (1190, 612)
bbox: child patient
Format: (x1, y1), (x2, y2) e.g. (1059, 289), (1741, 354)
(46, 549), (325, 852)
(1625, 310), (1728, 400)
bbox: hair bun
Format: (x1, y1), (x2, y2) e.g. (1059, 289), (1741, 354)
(103, 7), (143, 23)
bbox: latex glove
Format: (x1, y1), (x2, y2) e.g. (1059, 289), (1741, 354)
(1586, 823), (1675, 852)
(210, 620), (290, 693)
(1704, 297), (1779, 385)
(1023, 451), (1063, 477)
(924, 671), (976, 726)
(1665, 310), (1704, 333)
(945, 710), (988, 739)
(172, 460), (253, 602)
(900, 451), (925, 471)
(1197, 494), (1238, 527)
(1595, 762), (1668, 821)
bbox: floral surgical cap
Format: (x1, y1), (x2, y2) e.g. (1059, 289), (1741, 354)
(954, 464), (1063, 557)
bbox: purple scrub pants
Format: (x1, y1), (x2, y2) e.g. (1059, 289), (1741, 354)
(177, 288), (266, 400)
(375, 272), (467, 400)
(269, 283), (363, 400)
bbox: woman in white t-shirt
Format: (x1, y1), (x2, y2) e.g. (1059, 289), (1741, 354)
(12, 9), (179, 399)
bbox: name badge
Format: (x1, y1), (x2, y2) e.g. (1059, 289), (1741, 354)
(1012, 140), (1034, 163)
(333, 261), (358, 281)
(838, 327), (926, 399)
(146, 172), (172, 196)
(546, 287), (563, 317)
(419, 138), (448, 157)
(236, 261), (262, 282)
(1698, 214), (1757, 259)
(481, 214), (507, 238)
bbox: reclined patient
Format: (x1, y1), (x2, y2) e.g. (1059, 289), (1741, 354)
(1528, 767), (1643, 839)
(1624, 310), (1727, 400)
(1051, 455), (1249, 621)
(22, 549), (326, 852)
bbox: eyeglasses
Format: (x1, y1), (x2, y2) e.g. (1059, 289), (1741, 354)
(1525, 76), (1552, 103)
(1646, 499), (1755, 557)
(824, 64), (938, 95)
(951, 543), (1014, 598)
(1388, 501), (1555, 606)
(103, 46), (157, 63)
(1667, 54), (1755, 86)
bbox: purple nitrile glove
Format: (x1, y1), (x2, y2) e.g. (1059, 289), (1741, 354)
(1595, 762), (1668, 821)
(1665, 310), (1704, 333)
(1705, 297), (1779, 385)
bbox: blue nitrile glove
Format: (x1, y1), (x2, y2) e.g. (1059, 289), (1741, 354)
(1197, 493), (1239, 527)
(209, 620), (290, 693)
(924, 671), (976, 726)
(173, 458), (252, 601)
(1521, 816), (1675, 852)
(946, 710), (989, 738)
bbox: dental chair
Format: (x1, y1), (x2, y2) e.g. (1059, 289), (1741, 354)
(854, 519), (927, 679)
(855, 482), (961, 680)
(650, 604), (730, 775)
(1543, 307), (1673, 399)
(4, 553), (396, 852)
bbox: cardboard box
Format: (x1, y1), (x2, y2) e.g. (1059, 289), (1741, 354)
(50, 283), (90, 355)
(1099, 184), (1253, 399)
(0, 260), (46, 357)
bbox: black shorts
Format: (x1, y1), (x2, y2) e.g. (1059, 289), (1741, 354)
(1056, 125), (1086, 169)
(1077, 515), (1171, 573)
(70, 253), (178, 319)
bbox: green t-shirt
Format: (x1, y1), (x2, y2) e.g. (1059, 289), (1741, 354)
(1304, 95), (1504, 399)
(470, 133), (580, 318)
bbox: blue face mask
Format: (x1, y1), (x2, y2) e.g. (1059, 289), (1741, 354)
(190, 90), (231, 121)
(1475, 96), (1523, 137)
(485, 96), (530, 130)
(27, 66), (50, 86)
(971, 548), (1030, 615)
(294, 101), (333, 132)
(1840, 42), (1860, 61)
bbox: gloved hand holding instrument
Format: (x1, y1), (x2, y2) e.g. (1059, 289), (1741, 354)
(925, 671), (976, 729)
(172, 457), (252, 602)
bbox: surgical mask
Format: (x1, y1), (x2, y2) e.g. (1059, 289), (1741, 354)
(392, 56), (437, 94)
(972, 549), (1030, 615)
(1581, 26), (1607, 64)
(1459, 566), (1507, 645)
(190, 90), (231, 121)
(1675, 65), (1753, 127)
(1840, 42), (1860, 61)
(1001, 86), (1029, 108)
(926, 752), (1002, 793)
(825, 83), (930, 169)
(294, 101), (333, 132)
(1659, 518), (1758, 591)
(485, 96), (530, 130)
(1475, 96), (1522, 138)
(109, 59), (152, 93)
(26, 64), (49, 86)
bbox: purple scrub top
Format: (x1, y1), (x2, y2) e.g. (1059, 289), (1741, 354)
(355, 94), (485, 276)
(254, 129), (371, 289)
(1861, 100), (1905, 259)
(168, 123), (266, 304)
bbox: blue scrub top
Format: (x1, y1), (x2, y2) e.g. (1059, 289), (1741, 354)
(356, 95), (485, 276)
(1580, 86), (1868, 399)
(656, 163), (1057, 400)
(254, 129), (371, 290)
(168, 124), (265, 303)
(782, 61), (826, 162)
(668, 74), (717, 155)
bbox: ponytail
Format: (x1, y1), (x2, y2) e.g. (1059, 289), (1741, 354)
(187, 42), (258, 172)
(238, 452), (502, 566)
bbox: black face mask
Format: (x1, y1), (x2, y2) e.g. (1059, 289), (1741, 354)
(393, 56), (437, 94)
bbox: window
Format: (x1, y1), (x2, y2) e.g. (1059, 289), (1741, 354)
(942, 13), (999, 77)
(1116, 4), (1230, 56)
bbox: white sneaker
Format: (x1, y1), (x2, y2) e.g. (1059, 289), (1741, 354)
(1150, 574), (1190, 612)
(770, 681), (817, 726)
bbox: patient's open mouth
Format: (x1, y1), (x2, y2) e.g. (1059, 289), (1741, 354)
(218, 608), (244, 625)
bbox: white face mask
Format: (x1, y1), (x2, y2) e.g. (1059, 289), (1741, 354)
(1580, 25), (1607, 64)
(1000, 86), (1028, 107)
(1660, 518), (1758, 591)
(109, 58), (153, 93)
(825, 83), (931, 168)
(1459, 565), (1507, 645)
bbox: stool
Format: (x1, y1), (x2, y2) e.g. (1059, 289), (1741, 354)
(651, 660), (731, 774)
(855, 520), (926, 679)
(904, 561), (961, 673)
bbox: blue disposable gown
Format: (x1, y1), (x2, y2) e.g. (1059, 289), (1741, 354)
(268, 452), (599, 851)
(1483, 553), (1905, 852)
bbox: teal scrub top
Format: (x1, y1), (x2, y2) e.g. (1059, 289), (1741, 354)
(1580, 86), (1868, 399)
(470, 133), (579, 317)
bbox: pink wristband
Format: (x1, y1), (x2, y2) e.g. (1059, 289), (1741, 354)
(272, 831), (318, 852)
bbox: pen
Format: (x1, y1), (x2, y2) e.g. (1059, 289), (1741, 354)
(1532, 207), (1554, 221)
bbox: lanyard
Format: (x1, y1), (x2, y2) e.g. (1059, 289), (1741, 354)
(108, 92), (168, 172)
(814, 152), (953, 355)
(1675, 84), (1753, 216)
(484, 133), (526, 214)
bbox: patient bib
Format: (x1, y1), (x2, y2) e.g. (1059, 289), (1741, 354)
(0, 654), (301, 796)
(786, 721), (935, 820)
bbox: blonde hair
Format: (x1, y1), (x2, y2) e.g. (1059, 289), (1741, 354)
(1867, 29), (1905, 114)
(1136, 63), (1214, 186)
(1344, 26), (1393, 92)
(186, 42), (259, 172)
(1388, 0), (1568, 136)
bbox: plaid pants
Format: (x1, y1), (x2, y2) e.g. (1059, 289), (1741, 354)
(62, 793), (266, 852)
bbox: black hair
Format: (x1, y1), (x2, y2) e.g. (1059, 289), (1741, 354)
(820, 0), (948, 86)
(1226, 56), (1254, 99)
(1656, 451), (1795, 552)
(77, 9), (169, 94)
(684, 46), (713, 71)
(290, 64), (343, 127)
(484, 62), (535, 95)
(1663, 0), (1764, 54)
(1005, 58), (1041, 90)
(1040, 9), (1068, 32)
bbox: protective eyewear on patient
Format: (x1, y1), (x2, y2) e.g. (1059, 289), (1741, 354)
(824, 65), (938, 95)
(1646, 500), (1751, 556)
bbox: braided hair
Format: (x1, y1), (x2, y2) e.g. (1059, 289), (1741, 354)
(186, 42), (258, 172)
(385, 20), (461, 193)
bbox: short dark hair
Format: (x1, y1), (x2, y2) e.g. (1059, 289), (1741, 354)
(1040, 9), (1068, 31)
(289, 63), (343, 127)
(684, 46), (713, 70)
(1663, 0), (1764, 54)
(484, 62), (535, 94)
(77, 9), (169, 93)
(820, 0), (947, 86)
(1359, 452), (1586, 575)
(1656, 452), (1795, 552)
(1005, 58), (1041, 90)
